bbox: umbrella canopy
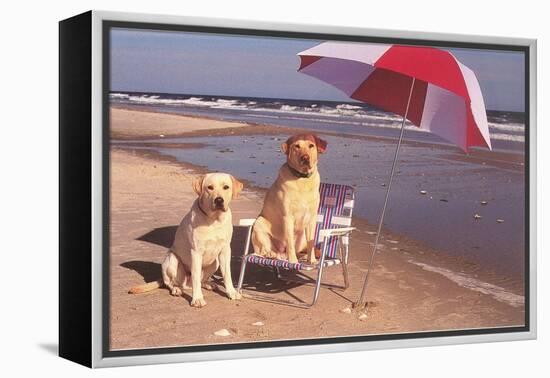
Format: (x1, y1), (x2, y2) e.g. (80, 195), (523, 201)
(297, 42), (491, 152)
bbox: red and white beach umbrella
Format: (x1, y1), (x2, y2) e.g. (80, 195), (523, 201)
(297, 42), (492, 309)
(298, 42), (491, 152)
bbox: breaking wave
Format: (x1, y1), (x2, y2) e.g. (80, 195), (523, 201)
(110, 92), (525, 144)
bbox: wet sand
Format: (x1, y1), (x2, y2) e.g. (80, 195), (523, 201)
(109, 107), (525, 350)
(111, 107), (253, 139)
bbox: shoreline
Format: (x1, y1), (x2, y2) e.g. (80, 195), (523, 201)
(111, 105), (524, 170)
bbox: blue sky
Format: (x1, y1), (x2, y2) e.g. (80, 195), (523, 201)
(110, 28), (525, 112)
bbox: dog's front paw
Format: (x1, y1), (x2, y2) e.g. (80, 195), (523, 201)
(190, 297), (207, 308)
(227, 289), (242, 300)
(202, 282), (217, 291)
(308, 256), (318, 264)
(170, 287), (183, 296)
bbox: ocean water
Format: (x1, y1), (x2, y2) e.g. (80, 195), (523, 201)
(110, 92), (526, 152)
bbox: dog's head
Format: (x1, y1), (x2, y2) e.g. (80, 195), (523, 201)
(281, 134), (327, 175)
(192, 173), (243, 214)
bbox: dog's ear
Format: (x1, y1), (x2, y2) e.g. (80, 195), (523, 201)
(192, 175), (204, 196)
(280, 142), (289, 155)
(231, 175), (244, 199)
(314, 135), (327, 153)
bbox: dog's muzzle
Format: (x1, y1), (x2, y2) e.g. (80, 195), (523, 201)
(214, 197), (225, 210)
(300, 154), (311, 166)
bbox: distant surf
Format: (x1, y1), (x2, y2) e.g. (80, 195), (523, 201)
(110, 92), (526, 147)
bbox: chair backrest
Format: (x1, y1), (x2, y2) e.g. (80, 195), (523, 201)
(314, 182), (355, 259)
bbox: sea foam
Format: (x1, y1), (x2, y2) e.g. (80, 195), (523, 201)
(110, 92), (525, 143)
(408, 259), (525, 308)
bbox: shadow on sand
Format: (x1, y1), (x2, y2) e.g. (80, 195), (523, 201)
(122, 225), (306, 297)
(136, 225), (177, 249)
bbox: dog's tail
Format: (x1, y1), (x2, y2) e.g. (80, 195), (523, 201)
(128, 280), (162, 294)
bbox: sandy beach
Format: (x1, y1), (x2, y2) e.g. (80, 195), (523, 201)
(111, 107), (256, 139)
(109, 106), (525, 350)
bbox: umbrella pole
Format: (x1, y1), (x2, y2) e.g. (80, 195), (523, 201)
(354, 77), (416, 310)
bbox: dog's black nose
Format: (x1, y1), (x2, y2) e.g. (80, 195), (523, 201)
(214, 197), (224, 206)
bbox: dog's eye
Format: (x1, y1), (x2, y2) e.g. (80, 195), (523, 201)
(223, 185), (229, 190)
(207, 185), (214, 190)
(309, 144), (315, 149)
(294, 144), (300, 149)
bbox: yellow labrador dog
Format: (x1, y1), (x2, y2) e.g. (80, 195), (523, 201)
(252, 134), (327, 264)
(129, 172), (243, 308)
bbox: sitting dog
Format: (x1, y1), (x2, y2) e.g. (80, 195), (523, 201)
(252, 134), (327, 264)
(129, 172), (243, 308)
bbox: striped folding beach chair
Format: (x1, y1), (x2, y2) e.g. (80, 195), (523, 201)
(236, 182), (356, 308)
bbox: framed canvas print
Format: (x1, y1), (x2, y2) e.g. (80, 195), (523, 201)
(59, 10), (537, 368)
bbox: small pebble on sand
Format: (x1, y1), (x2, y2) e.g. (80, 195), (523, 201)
(251, 321), (264, 327)
(358, 313), (368, 321)
(340, 307), (352, 314)
(214, 329), (231, 337)
(420, 190), (427, 195)
(474, 213), (482, 220)
(159, 134), (165, 138)
(496, 219), (504, 223)
(481, 201), (488, 205)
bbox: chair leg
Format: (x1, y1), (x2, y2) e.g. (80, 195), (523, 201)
(274, 267), (282, 281)
(237, 225), (254, 293)
(236, 255), (247, 292)
(341, 243), (350, 289)
(310, 240), (330, 306)
(310, 265), (324, 306)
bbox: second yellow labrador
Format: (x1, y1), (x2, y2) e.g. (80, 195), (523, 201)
(252, 134), (327, 264)
(129, 172), (243, 308)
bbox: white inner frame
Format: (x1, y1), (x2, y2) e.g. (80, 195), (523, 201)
(90, 10), (537, 368)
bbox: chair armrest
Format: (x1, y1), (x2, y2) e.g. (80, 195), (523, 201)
(238, 218), (256, 227)
(318, 227), (356, 239)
